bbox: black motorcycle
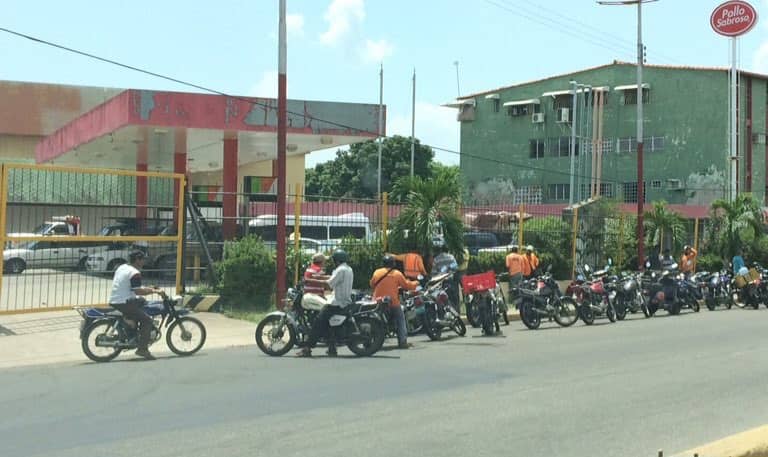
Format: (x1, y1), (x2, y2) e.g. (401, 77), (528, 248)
(465, 272), (510, 329)
(610, 272), (650, 320)
(676, 272), (701, 312)
(700, 270), (733, 311)
(642, 262), (684, 316)
(517, 265), (580, 330)
(78, 293), (207, 362)
(255, 286), (386, 357)
(422, 272), (467, 340)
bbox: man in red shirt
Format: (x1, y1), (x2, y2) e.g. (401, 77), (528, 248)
(303, 253), (330, 303)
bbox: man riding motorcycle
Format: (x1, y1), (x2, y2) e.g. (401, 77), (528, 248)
(297, 249), (354, 357)
(431, 237), (460, 311)
(370, 255), (419, 349)
(109, 250), (164, 360)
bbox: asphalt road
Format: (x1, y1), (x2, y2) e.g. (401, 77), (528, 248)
(2, 310), (767, 457)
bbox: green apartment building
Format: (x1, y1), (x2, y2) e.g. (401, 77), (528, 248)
(454, 61), (768, 208)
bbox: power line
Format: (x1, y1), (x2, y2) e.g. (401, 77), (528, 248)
(0, 26), (723, 194)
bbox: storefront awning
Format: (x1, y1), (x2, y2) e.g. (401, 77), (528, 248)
(614, 83), (651, 91)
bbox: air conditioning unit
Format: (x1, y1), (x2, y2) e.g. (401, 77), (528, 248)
(532, 113), (545, 124)
(667, 179), (683, 190)
(556, 108), (570, 123)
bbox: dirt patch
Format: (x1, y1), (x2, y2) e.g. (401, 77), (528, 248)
(680, 425), (768, 457)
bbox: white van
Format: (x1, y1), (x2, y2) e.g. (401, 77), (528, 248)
(248, 213), (371, 246)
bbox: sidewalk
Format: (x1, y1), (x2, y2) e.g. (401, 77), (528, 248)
(0, 310), (256, 370)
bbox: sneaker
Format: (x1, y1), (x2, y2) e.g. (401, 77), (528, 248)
(135, 348), (156, 360)
(397, 343), (413, 349)
(326, 347), (338, 357)
(296, 348), (312, 357)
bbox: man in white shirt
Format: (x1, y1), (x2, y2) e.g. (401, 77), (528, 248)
(297, 249), (354, 357)
(109, 251), (164, 360)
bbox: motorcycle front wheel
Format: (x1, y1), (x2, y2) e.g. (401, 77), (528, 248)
(553, 297), (579, 327)
(453, 317), (467, 336)
(688, 298), (700, 313)
(606, 302), (617, 323)
(520, 301), (541, 330)
(166, 316), (207, 356)
(347, 316), (386, 356)
(424, 307), (443, 341)
(82, 320), (123, 363)
(580, 304), (595, 325)
(615, 299), (627, 321)
(498, 290), (510, 325)
(255, 314), (296, 356)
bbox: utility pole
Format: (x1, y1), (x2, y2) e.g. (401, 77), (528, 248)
(598, 0), (657, 269)
(377, 63), (384, 198)
(411, 68), (416, 178)
(569, 80), (578, 205)
(276, 0), (287, 305)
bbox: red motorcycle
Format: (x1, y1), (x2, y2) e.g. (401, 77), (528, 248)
(566, 264), (617, 325)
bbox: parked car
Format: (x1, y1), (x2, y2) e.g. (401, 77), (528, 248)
(464, 231), (501, 255)
(4, 239), (122, 274)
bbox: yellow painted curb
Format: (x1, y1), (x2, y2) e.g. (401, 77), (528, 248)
(676, 425), (768, 457)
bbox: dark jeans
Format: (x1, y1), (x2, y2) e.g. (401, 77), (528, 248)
(455, 271), (466, 314)
(111, 298), (153, 351)
(306, 305), (344, 350)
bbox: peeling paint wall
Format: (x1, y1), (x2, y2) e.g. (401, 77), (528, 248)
(460, 63), (765, 206)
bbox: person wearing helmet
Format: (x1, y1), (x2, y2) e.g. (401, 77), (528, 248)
(298, 249), (354, 357)
(680, 245), (697, 275)
(109, 250), (164, 360)
(523, 245), (539, 279)
(432, 243), (460, 312)
(386, 249), (428, 280)
(505, 245), (525, 288)
(370, 255), (419, 348)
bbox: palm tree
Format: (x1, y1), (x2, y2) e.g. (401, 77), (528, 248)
(389, 168), (463, 263)
(644, 200), (686, 255)
(710, 194), (764, 259)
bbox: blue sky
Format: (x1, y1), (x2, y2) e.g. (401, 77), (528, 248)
(3, 0), (768, 166)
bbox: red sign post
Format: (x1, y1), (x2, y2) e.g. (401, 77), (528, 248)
(711, 1), (758, 37)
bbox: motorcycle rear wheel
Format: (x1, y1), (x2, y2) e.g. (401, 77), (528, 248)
(705, 297), (715, 311)
(498, 290), (510, 325)
(347, 316), (386, 356)
(82, 320), (123, 363)
(520, 301), (541, 330)
(689, 298), (700, 313)
(424, 308), (443, 341)
(453, 318), (467, 336)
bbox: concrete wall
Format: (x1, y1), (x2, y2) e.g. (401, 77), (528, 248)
(460, 63), (766, 205)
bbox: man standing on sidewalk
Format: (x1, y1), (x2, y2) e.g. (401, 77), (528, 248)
(387, 250), (428, 280)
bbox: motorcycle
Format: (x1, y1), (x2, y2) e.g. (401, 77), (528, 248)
(700, 270), (733, 311)
(517, 265), (580, 330)
(731, 267), (762, 310)
(462, 271), (504, 336)
(570, 264), (617, 325)
(610, 271), (650, 320)
(465, 272), (510, 328)
(255, 286), (387, 357)
(422, 272), (467, 340)
(642, 261), (684, 316)
(78, 293), (207, 362)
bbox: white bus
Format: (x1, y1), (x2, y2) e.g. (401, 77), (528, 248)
(248, 213), (371, 244)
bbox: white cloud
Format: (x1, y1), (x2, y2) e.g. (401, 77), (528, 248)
(286, 14), (305, 36)
(752, 41), (768, 74)
(247, 71), (279, 98)
(389, 102), (460, 165)
(320, 0), (365, 45)
(361, 39), (394, 63)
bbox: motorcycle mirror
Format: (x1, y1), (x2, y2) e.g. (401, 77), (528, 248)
(417, 274), (424, 281)
(546, 264), (552, 273)
(645, 260), (651, 269)
(607, 257), (613, 266)
(583, 264), (591, 273)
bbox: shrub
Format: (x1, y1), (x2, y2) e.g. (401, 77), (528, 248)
(333, 238), (384, 290)
(468, 251), (507, 274)
(216, 236), (275, 310)
(696, 253), (724, 273)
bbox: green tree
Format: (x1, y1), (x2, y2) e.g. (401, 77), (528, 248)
(709, 194), (764, 259)
(644, 200), (686, 255)
(388, 168), (464, 265)
(305, 135), (435, 200)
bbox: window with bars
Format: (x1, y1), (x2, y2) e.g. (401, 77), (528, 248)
(553, 94), (573, 111)
(513, 186), (543, 204)
(579, 183), (614, 199)
(617, 136), (665, 154)
(529, 140), (545, 159)
(622, 181), (648, 203)
(492, 99), (500, 113)
(582, 139), (614, 155)
(622, 88), (650, 105)
(651, 180), (662, 189)
(548, 137), (578, 157)
(507, 105), (530, 117)
(548, 183), (570, 201)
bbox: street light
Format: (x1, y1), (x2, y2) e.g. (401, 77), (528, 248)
(597, 0), (657, 269)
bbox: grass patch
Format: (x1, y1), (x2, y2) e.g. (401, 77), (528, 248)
(221, 304), (274, 323)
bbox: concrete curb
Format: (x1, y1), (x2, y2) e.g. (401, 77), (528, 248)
(460, 311), (521, 325)
(674, 425), (768, 457)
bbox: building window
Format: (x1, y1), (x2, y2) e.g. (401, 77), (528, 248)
(651, 180), (662, 189)
(622, 88), (650, 105)
(529, 140), (545, 159)
(623, 181), (648, 203)
(493, 99), (500, 113)
(553, 94), (573, 111)
(548, 183), (570, 201)
(582, 139), (613, 155)
(617, 136), (665, 154)
(548, 137), (577, 157)
(508, 105), (530, 117)
(599, 183), (614, 198)
(514, 185), (543, 204)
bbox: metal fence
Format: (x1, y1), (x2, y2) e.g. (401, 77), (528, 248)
(0, 164), (185, 314)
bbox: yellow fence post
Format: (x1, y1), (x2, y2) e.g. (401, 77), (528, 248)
(175, 175), (186, 294)
(518, 202), (525, 247)
(618, 212), (625, 268)
(0, 164), (6, 302)
(693, 217), (700, 273)
(382, 192), (389, 252)
(571, 207), (579, 280)
(294, 184), (303, 286)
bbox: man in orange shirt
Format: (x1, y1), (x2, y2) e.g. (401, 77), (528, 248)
(524, 245), (539, 278)
(680, 245), (698, 275)
(387, 250), (428, 280)
(505, 245), (526, 288)
(371, 255), (419, 348)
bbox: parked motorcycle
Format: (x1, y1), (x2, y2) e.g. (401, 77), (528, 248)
(731, 267), (762, 310)
(78, 293), (207, 362)
(700, 270), (733, 311)
(462, 271), (504, 335)
(676, 273), (701, 313)
(465, 272), (510, 328)
(610, 271), (650, 320)
(517, 265), (579, 330)
(569, 264), (617, 325)
(642, 261), (684, 316)
(255, 286), (386, 357)
(422, 272), (467, 340)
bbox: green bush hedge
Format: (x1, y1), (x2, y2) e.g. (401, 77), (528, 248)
(696, 253), (724, 273)
(215, 236), (276, 310)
